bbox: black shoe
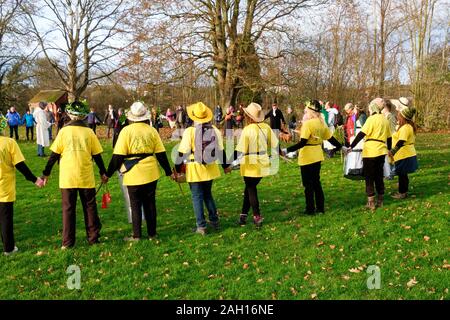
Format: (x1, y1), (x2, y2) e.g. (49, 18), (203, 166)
(210, 221), (220, 231)
(303, 210), (316, 215)
(238, 214), (247, 226)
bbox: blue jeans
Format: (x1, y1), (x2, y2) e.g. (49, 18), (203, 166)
(189, 180), (218, 228)
(37, 145), (45, 156)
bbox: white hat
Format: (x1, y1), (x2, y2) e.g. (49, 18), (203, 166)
(390, 97), (410, 112)
(126, 102), (151, 122)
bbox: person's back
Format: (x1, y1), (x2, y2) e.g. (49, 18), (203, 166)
(51, 124), (102, 188)
(113, 122), (165, 186)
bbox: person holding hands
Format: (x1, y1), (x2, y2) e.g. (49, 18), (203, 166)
(42, 101), (108, 249)
(0, 116), (44, 255)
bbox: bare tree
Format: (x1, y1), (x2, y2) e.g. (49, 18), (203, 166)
(132, 0), (326, 108)
(24, 0), (131, 102)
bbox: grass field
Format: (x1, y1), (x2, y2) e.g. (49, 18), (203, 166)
(0, 129), (448, 300)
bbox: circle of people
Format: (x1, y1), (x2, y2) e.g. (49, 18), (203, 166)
(0, 97), (418, 255)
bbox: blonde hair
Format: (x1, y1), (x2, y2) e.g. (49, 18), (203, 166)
(304, 107), (325, 125)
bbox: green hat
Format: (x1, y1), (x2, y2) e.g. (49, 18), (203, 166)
(0, 115), (7, 133)
(66, 100), (89, 119)
(400, 107), (416, 121)
(305, 100), (322, 112)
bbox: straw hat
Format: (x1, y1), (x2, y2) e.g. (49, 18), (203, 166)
(187, 102), (213, 124)
(243, 102), (265, 123)
(126, 101), (151, 122)
(390, 97), (410, 112)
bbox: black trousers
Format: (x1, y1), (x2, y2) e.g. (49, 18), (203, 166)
(9, 126), (19, 140)
(363, 155), (385, 197)
(26, 126), (34, 140)
(300, 162), (324, 213)
(242, 177), (262, 216)
(61, 188), (102, 247)
(399, 174), (409, 194)
(88, 123), (97, 133)
(127, 181), (158, 238)
(0, 202), (15, 253)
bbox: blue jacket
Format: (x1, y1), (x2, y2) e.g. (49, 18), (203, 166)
(23, 113), (35, 127)
(6, 111), (21, 126)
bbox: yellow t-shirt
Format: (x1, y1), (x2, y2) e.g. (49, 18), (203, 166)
(392, 124), (416, 162)
(113, 123), (166, 186)
(298, 118), (332, 166)
(361, 114), (392, 158)
(236, 123), (279, 177)
(0, 137), (26, 202)
(51, 125), (103, 189)
(178, 125), (223, 183)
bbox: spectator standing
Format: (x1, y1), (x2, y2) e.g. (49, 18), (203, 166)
(87, 107), (102, 134)
(22, 109), (36, 141)
(33, 102), (51, 157)
(6, 107), (20, 140)
(46, 106), (55, 141)
(265, 103), (286, 131)
(104, 105), (117, 139)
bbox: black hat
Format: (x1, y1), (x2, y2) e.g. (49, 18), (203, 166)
(306, 100), (322, 113)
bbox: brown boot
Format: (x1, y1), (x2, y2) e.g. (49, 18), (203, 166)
(377, 194), (384, 208)
(391, 192), (407, 199)
(366, 196), (376, 211)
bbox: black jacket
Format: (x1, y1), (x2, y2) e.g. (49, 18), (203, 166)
(265, 109), (286, 130)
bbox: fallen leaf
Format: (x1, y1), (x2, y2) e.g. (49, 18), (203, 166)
(423, 236), (430, 242)
(349, 268), (361, 273)
(407, 278), (418, 288)
(243, 264), (249, 270)
(311, 293), (318, 299)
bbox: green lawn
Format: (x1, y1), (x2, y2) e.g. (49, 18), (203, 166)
(0, 131), (448, 300)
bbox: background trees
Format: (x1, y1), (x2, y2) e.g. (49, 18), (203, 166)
(0, 0), (448, 128)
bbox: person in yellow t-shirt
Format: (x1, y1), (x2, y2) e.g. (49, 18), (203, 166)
(283, 100), (342, 215)
(347, 98), (392, 210)
(42, 101), (108, 249)
(388, 107), (418, 199)
(0, 116), (44, 255)
(106, 102), (173, 241)
(174, 102), (231, 235)
(230, 102), (279, 227)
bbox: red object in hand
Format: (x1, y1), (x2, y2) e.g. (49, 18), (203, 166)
(101, 193), (109, 209)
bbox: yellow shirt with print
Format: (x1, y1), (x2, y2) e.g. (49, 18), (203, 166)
(0, 137), (26, 202)
(236, 123), (279, 177)
(51, 125), (103, 189)
(361, 114), (392, 158)
(113, 123), (166, 186)
(392, 124), (416, 162)
(298, 118), (332, 166)
(178, 126), (223, 183)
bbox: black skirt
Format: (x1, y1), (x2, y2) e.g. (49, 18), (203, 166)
(395, 156), (418, 176)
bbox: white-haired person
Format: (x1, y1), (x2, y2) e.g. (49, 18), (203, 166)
(106, 102), (173, 241)
(174, 102), (230, 235)
(34, 101), (51, 157)
(283, 100), (342, 215)
(388, 107), (418, 199)
(42, 101), (108, 249)
(0, 116), (44, 255)
(345, 98), (392, 210)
